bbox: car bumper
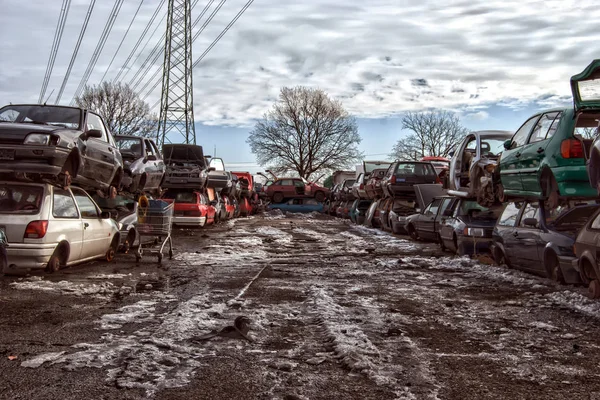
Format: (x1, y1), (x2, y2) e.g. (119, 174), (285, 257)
(559, 255), (581, 284)
(0, 145), (71, 175)
(5, 242), (56, 270)
(173, 216), (207, 226)
(553, 165), (597, 197)
(387, 184), (418, 198)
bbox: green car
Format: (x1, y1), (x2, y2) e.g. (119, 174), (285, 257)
(498, 59), (600, 205)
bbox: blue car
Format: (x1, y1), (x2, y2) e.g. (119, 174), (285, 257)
(268, 198), (323, 213)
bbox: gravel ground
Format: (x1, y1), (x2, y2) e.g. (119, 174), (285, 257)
(2, 212), (600, 400)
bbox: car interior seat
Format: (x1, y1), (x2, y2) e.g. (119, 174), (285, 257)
(130, 143), (143, 157)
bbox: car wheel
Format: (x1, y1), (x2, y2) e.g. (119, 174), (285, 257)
(438, 234), (446, 251)
(106, 237), (118, 262)
(47, 244), (67, 273)
(545, 252), (565, 284)
(314, 191), (325, 202)
(407, 224), (418, 240)
(542, 171), (559, 209)
(496, 182), (506, 203)
(456, 241), (467, 257)
(273, 192), (284, 203)
(493, 247), (510, 268)
(579, 258), (595, 286)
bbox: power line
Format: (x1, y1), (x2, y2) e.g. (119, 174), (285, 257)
(39, 0), (72, 103)
(70, 0), (125, 104)
(111, 0), (167, 84)
(99, 0), (147, 84)
(55, 0), (96, 104)
(137, 0), (221, 98)
(191, 0), (253, 68)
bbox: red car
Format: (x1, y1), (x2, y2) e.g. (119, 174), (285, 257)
(266, 177), (329, 203)
(162, 189), (215, 227)
(231, 171), (254, 199)
(420, 156), (450, 177)
(222, 195), (235, 219)
(364, 168), (388, 200)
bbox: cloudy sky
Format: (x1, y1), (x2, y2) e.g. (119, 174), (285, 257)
(1, 0), (598, 173)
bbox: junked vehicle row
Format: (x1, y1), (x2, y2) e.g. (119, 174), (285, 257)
(0, 103), (261, 274)
(327, 59), (600, 299)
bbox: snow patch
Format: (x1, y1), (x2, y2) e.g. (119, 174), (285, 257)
(9, 280), (116, 297)
(100, 301), (158, 329)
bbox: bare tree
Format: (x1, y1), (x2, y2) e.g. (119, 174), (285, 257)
(390, 110), (469, 160)
(248, 86), (362, 180)
(75, 82), (158, 137)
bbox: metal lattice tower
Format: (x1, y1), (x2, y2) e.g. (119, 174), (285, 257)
(157, 0), (196, 146)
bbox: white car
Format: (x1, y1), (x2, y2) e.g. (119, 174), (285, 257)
(1, 181), (120, 273)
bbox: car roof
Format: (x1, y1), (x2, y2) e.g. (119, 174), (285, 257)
(114, 135), (144, 140)
(468, 130), (514, 137)
(0, 180), (48, 188)
(1, 103), (84, 111)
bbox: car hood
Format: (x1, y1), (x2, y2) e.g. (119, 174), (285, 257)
(163, 144), (206, 167)
(0, 122), (78, 140)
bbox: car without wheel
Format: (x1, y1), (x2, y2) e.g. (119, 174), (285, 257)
(161, 189), (214, 227)
(447, 130), (513, 207)
(364, 168), (389, 200)
(572, 207), (600, 298)
(382, 161), (439, 200)
(498, 60), (600, 207)
(493, 200), (597, 285)
(438, 198), (502, 256)
(0, 104), (123, 194)
(115, 135), (165, 196)
(266, 177), (329, 203)
(162, 144), (208, 189)
(405, 195), (456, 242)
(1, 181), (120, 274)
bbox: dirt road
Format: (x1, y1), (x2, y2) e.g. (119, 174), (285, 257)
(2, 212), (600, 400)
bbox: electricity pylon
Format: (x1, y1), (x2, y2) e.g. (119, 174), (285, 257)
(157, 0), (196, 146)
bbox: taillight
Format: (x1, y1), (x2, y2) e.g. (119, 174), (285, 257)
(391, 175), (397, 184)
(560, 139), (584, 159)
(24, 220), (48, 239)
(435, 175), (441, 184)
(359, 184), (364, 190)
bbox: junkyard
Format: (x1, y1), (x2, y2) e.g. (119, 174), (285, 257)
(3, 213), (600, 400)
(3, 1), (600, 399)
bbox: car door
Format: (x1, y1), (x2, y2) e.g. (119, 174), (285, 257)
(51, 187), (84, 263)
(438, 200), (459, 246)
(512, 202), (546, 273)
(500, 116), (540, 193)
(517, 112), (563, 194)
(82, 112), (116, 184)
(418, 198), (442, 240)
(71, 188), (110, 259)
(449, 134), (474, 191)
(294, 179), (306, 196)
(143, 139), (163, 189)
(494, 202), (522, 267)
(435, 197), (456, 234)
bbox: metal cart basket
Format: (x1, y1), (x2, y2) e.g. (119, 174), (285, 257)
(136, 199), (174, 263)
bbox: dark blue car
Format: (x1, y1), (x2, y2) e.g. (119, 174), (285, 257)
(268, 198), (323, 213)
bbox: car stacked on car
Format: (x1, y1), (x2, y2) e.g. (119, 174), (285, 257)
(317, 59), (600, 299)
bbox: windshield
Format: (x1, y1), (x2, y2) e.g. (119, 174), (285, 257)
(0, 184), (44, 214)
(115, 137), (143, 159)
(0, 105), (81, 129)
(457, 200), (500, 220)
(480, 137), (508, 157)
(162, 191), (196, 203)
(364, 162), (391, 174)
(395, 162), (436, 177)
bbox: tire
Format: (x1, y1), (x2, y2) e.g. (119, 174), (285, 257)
(273, 192), (284, 203)
(493, 247), (510, 268)
(456, 241), (467, 257)
(545, 252), (565, 284)
(541, 171), (559, 209)
(106, 237), (118, 262)
(315, 191), (325, 202)
(47, 244), (67, 273)
(407, 224), (418, 240)
(438, 234), (446, 251)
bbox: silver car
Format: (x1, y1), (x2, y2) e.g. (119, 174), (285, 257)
(115, 135), (165, 196)
(1, 181), (120, 273)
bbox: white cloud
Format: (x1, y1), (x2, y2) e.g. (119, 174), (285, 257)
(0, 0), (597, 127)
(464, 111), (490, 120)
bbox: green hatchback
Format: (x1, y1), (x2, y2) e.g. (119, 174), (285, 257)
(498, 59), (600, 204)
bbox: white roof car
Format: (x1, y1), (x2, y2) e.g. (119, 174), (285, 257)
(1, 181), (120, 273)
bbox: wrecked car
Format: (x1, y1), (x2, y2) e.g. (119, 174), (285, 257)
(493, 200), (597, 285)
(115, 135), (165, 196)
(162, 144), (207, 189)
(266, 177), (329, 203)
(381, 161), (439, 200)
(268, 198), (323, 213)
(438, 198), (502, 256)
(500, 60), (600, 207)
(573, 206), (600, 297)
(447, 130), (512, 207)
(364, 168), (388, 200)
(1, 181), (119, 274)
(162, 189), (214, 227)
(0, 104), (123, 194)
(405, 196), (455, 242)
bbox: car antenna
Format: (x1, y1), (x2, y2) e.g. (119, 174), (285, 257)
(43, 89), (55, 106)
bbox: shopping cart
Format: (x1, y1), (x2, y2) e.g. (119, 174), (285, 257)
(135, 199), (174, 263)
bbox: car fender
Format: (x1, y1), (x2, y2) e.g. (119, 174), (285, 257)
(578, 250), (597, 274)
(542, 242), (561, 264)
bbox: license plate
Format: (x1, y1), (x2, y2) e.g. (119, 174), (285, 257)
(0, 149), (14, 160)
(397, 178), (406, 182)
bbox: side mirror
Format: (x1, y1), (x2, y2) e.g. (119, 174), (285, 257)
(523, 217), (538, 228)
(207, 167), (216, 172)
(100, 211), (111, 219)
(503, 139), (512, 150)
(82, 129), (102, 140)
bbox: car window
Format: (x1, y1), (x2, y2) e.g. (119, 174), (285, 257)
(86, 113), (108, 142)
(590, 212), (600, 230)
(200, 194), (208, 205)
(294, 180), (304, 187)
(518, 203), (539, 227)
(116, 137), (143, 157)
(528, 112), (561, 144)
(72, 189), (99, 218)
(438, 198), (453, 216)
(511, 116), (539, 148)
(425, 199), (442, 216)
(498, 203), (521, 227)
(53, 188), (79, 218)
(357, 173), (364, 183)
(0, 184), (44, 214)
(148, 140), (161, 158)
(545, 112), (563, 140)
(145, 140), (155, 157)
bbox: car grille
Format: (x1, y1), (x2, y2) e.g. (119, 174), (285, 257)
(0, 138), (23, 145)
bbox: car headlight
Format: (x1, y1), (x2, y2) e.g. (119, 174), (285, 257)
(464, 227), (485, 237)
(24, 133), (51, 145)
(117, 222), (124, 230)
